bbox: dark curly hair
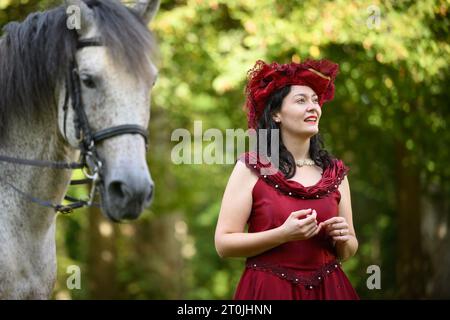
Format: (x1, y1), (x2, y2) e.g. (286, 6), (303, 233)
(256, 86), (336, 179)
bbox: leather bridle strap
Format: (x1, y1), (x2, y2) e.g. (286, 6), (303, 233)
(0, 175), (90, 213)
(77, 37), (102, 49)
(69, 61), (94, 151)
(93, 125), (148, 146)
(0, 155), (83, 169)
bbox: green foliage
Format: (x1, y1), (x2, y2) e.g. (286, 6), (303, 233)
(151, 0), (450, 299)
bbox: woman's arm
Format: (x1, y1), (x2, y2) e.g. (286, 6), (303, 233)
(322, 176), (358, 261)
(214, 160), (321, 258)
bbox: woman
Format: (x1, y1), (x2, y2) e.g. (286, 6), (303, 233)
(214, 59), (359, 300)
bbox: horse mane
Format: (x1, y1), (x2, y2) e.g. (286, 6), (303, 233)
(0, 0), (157, 138)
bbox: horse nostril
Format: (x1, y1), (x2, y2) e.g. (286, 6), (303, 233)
(145, 184), (154, 203)
(108, 180), (131, 202)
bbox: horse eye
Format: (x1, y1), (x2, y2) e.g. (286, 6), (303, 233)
(80, 74), (96, 89)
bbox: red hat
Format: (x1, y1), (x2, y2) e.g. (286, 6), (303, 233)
(245, 59), (339, 128)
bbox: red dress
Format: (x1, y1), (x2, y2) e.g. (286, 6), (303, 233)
(233, 152), (359, 300)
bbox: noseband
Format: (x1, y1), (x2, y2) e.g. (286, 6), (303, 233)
(0, 37), (149, 214)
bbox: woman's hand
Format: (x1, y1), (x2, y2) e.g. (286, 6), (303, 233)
(280, 208), (322, 242)
(321, 216), (351, 244)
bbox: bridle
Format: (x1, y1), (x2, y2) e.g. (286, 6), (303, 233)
(0, 37), (149, 214)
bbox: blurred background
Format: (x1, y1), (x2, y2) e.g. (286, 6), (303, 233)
(1, 0), (449, 299)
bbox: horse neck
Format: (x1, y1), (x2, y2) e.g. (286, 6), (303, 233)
(0, 100), (78, 230)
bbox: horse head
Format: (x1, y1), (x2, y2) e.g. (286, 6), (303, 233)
(59, 0), (160, 221)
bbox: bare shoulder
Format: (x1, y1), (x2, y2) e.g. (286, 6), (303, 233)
(227, 159), (259, 192)
(341, 174), (350, 186)
(338, 174), (350, 194)
(232, 158), (259, 180)
(337, 175), (353, 216)
(216, 158), (260, 234)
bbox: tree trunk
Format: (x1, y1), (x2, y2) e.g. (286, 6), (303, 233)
(87, 205), (120, 299)
(134, 213), (186, 299)
(395, 140), (428, 298)
(422, 187), (450, 298)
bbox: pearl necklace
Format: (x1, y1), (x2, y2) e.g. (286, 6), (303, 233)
(295, 158), (315, 167)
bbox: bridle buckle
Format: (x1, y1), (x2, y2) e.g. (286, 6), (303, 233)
(57, 205), (74, 215)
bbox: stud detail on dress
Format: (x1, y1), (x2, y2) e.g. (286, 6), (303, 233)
(246, 260), (340, 287)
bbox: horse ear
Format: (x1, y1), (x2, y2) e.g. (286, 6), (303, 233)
(65, 0), (95, 38)
(134, 0), (160, 24)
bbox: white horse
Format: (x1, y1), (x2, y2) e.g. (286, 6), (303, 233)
(0, 0), (160, 299)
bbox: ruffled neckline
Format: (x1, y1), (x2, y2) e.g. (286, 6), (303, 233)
(239, 151), (349, 199)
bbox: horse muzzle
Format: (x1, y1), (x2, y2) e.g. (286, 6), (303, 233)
(101, 167), (154, 221)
